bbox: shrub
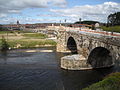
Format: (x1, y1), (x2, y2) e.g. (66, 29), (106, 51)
(0, 36), (9, 51)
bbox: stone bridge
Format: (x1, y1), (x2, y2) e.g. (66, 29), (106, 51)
(56, 27), (120, 70)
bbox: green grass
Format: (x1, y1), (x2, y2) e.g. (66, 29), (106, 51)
(0, 31), (56, 49)
(23, 33), (48, 39)
(101, 26), (120, 33)
(17, 30), (33, 33)
(82, 72), (120, 90)
(5, 39), (56, 49)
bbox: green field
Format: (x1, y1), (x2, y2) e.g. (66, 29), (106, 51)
(101, 26), (120, 33)
(0, 30), (56, 50)
(23, 33), (48, 39)
(7, 39), (56, 49)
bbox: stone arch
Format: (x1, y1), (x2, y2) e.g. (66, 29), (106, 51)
(67, 37), (78, 54)
(87, 47), (114, 68)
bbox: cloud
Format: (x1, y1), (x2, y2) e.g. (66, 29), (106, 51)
(50, 2), (120, 22)
(0, 0), (67, 16)
(0, 14), (7, 18)
(0, 1), (120, 24)
(0, 16), (62, 24)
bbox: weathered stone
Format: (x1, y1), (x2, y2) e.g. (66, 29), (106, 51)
(57, 27), (120, 70)
(61, 54), (92, 70)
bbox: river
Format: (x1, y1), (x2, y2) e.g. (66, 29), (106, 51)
(0, 47), (120, 90)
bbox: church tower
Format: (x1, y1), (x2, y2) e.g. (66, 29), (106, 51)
(17, 20), (20, 25)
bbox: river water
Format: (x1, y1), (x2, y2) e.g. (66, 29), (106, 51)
(0, 47), (120, 90)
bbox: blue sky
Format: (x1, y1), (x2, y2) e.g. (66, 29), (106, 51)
(67, 0), (120, 6)
(0, 0), (120, 24)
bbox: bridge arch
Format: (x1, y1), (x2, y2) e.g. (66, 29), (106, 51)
(67, 37), (78, 54)
(87, 47), (114, 68)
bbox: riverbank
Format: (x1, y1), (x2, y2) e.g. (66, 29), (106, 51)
(0, 30), (56, 50)
(101, 26), (120, 33)
(83, 72), (120, 90)
(7, 39), (56, 49)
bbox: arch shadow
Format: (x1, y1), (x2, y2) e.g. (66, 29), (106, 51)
(87, 47), (113, 68)
(67, 37), (78, 54)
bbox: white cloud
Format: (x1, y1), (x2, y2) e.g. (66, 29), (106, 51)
(0, 16), (62, 24)
(0, 0), (67, 16)
(0, 1), (120, 24)
(0, 14), (7, 18)
(50, 2), (120, 23)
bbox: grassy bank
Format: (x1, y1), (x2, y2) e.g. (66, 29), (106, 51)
(0, 31), (56, 49)
(7, 39), (56, 49)
(23, 33), (48, 39)
(101, 26), (120, 33)
(83, 72), (120, 90)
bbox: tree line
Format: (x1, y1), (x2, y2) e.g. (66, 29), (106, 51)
(74, 12), (120, 27)
(107, 12), (120, 26)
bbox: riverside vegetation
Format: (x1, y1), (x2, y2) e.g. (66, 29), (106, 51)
(0, 30), (56, 50)
(101, 26), (120, 33)
(0, 36), (9, 51)
(83, 72), (120, 90)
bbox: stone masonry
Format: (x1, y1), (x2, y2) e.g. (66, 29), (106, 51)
(57, 28), (120, 70)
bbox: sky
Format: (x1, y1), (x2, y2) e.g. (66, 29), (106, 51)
(0, 0), (120, 24)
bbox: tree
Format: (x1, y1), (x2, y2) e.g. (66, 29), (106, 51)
(74, 21), (99, 25)
(107, 12), (120, 26)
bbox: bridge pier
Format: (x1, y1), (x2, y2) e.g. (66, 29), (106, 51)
(56, 30), (67, 52)
(61, 54), (92, 70)
(61, 54), (114, 70)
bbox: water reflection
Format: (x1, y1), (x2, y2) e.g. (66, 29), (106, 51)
(0, 47), (119, 90)
(0, 51), (8, 64)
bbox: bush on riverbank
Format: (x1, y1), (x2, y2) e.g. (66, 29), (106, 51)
(101, 26), (120, 33)
(82, 72), (120, 90)
(0, 36), (9, 51)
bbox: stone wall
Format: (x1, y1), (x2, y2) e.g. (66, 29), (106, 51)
(56, 31), (67, 52)
(65, 31), (120, 61)
(57, 29), (120, 69)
